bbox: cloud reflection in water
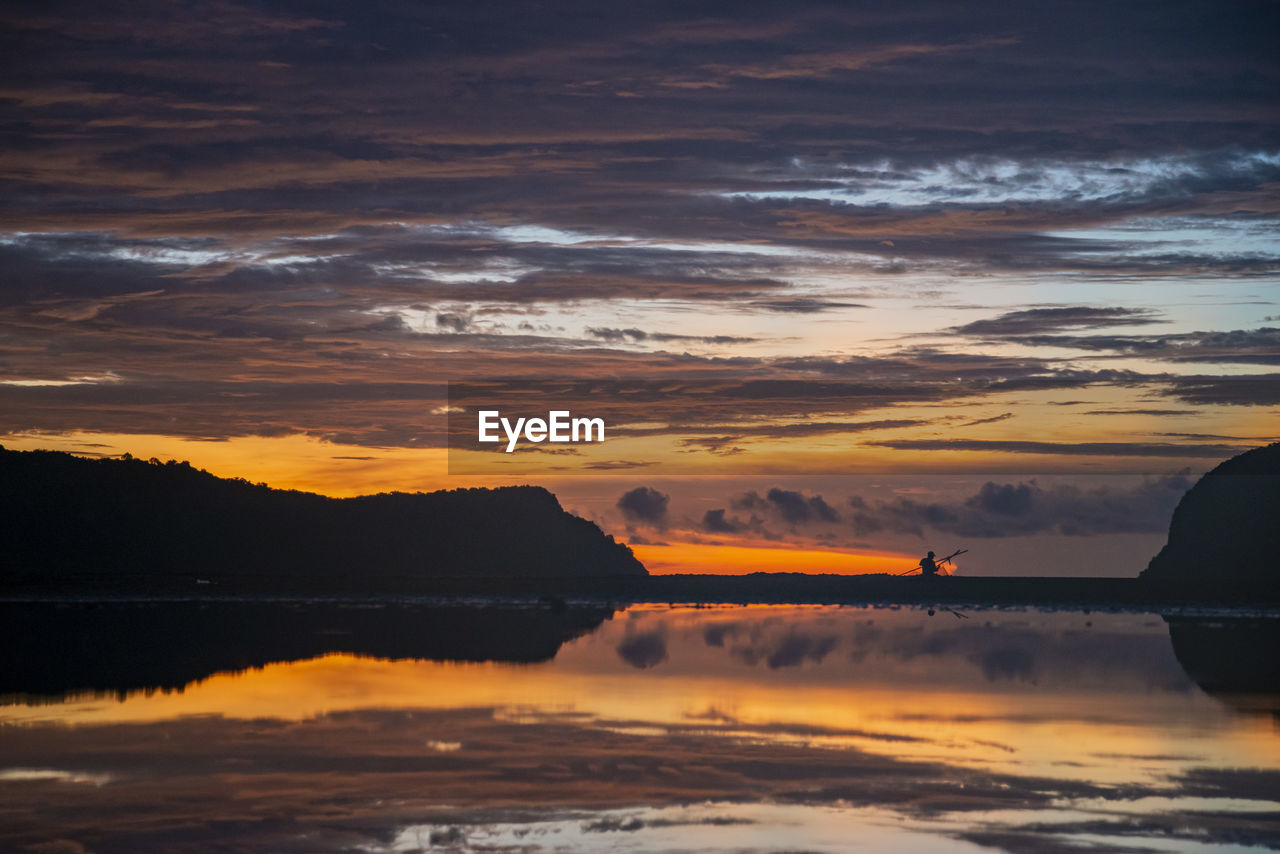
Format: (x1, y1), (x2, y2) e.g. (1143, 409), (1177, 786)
(1, 604), (1277, 853)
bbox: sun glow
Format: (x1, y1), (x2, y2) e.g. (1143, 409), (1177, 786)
(630, 541), (915, 575)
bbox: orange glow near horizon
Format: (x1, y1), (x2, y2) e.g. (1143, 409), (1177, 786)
(0, 651), (1234, 781)
(631, 540), (916, 575)
(0, 431), (472, 496)
(6, 606), (1277, 785)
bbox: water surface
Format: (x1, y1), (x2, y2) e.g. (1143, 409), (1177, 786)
(1, 602), (1277, 852)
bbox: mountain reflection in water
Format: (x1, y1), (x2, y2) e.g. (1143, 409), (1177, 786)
(1, 602), (1277, 853)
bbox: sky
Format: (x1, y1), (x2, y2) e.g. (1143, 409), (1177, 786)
(1, 0), (1277, 574)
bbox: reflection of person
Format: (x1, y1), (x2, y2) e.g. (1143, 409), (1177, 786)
(919, 551), (938, 577)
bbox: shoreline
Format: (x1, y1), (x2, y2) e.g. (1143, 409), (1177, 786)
(3, 573), (1276, 609)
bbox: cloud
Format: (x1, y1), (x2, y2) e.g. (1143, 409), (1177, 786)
(616, 486), (671, 525)
(23, 842), (95, 854)
(952, 307), (1164, 337)
(701, 37), (1021, 82)
(745, 298), (869, 313)
(617, 419), (930, 443)
(1084, 409), (1194, 416)
(1164, 374), (1280, 406)
(586, 327), (758, 345)
(3, 0), (1278, 453)
(700, 487), (849, 538)
(766, 488), (839, 524)
(677, 436), (747, 456)
(865, 439), (1241, 458)
(435, 312), (472, 333)
(740, 631), (840, 670)
(702, 508), (743, 533)
(972, 645), (1038, 682)
(846, 476), (1192, 538)
(616, 628), (668, 669)
(732, 488), (840, 525)
(958, 412), (1013, 427)
(987, 327), (1280, 366)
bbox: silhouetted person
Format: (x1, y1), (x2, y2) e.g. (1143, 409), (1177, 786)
(919, 551), (938, 577)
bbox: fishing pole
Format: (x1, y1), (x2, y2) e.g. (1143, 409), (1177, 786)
(897, 548), (968, 576)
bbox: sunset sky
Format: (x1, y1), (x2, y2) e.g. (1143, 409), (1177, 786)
(2, 1), (1277, 574)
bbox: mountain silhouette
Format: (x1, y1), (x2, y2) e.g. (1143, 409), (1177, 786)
(0, 447), (645, 590)
(1142, 442), (1280, 588)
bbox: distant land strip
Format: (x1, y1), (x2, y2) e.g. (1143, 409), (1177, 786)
(3, 573), (1277, 608)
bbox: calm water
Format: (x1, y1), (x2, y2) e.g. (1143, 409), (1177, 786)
(1, 602), (1277, 852)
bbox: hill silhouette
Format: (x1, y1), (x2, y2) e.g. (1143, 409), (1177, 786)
(1142, 442), (1280, 588)
(0, 447), (644, 588)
